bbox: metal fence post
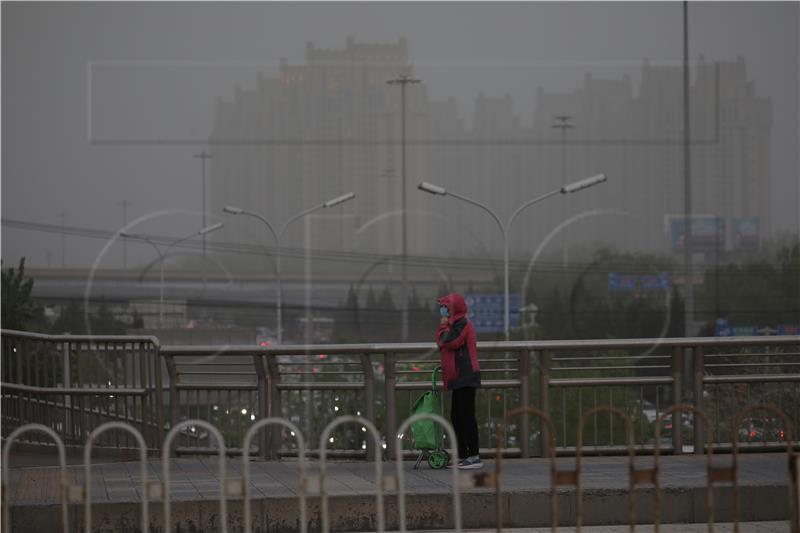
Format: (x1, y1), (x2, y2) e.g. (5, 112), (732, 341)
(671, 346), (684, 455)
(266, 353), (282, 460)
(62, 341), (72, 441)
(693, 346), (705, 455)
(253, 354), (269, 460)
(164, 354), (178, 457)
(519, 349), (531, 458)
(360, 353), (377, 462)
(153, 342), (165, 450)
(538, 349), (550, 458)
(385, 351), (397, 459)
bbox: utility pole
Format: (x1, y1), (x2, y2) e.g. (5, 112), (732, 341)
(57, 211), (67, 269)
(193, 150), (213, 258)
(682, 1), (694, 337)
(118, 200), (130, 269)
(387, 74), (420, 342)
(552, 115), (575, 267)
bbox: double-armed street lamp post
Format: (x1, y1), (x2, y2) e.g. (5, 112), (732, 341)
(121, 222), (224, 328)
(419, 173), (607, 341)
(224, 192), (356, 345)
(386, 74), (421, 341)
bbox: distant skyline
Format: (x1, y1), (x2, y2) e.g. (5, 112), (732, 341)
(2, 2), (798, 269)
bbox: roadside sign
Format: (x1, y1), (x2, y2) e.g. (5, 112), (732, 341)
(464, 293), (521, 333)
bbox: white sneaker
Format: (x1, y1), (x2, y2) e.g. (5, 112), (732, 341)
(457, 456), (483, 470)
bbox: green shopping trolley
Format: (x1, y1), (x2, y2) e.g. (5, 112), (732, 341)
(410, 366), (451, 469)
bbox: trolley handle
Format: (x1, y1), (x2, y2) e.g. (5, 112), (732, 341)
(432, 365), (442, 391)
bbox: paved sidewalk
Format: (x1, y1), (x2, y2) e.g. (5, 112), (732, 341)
(413, 525), (791, 533)
(5, 453), (794, 504)
(4, 453), (795, 532)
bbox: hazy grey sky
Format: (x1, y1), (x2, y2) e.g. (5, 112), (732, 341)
(2, 1), (798, 268)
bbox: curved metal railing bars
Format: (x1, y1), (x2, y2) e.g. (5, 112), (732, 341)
(494, 406), (557, 533)
(732, 404), (797, 533)
(396, 413), (461, 533)
(84, 422), (149, 533)
(319, 416), (384, 533)
(162, 420), (227, 533)
(242, 418), (307, 533)
(654, 404), (713, 533)
(575, 406), (636, 533)
(2, 424), (69, 533)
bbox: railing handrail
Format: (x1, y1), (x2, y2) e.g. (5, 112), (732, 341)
(1, 328), (161, 347)
(159, 335), (800, 356)
(3, 330), (799, 460)
(4, 329), (796, 354)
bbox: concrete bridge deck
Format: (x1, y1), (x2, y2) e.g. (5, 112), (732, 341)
(4, 453), (795, 532)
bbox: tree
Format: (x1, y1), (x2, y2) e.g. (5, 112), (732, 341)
(365, 287), (378, 311)
(131, 308), (145, 329)
(378, 287), (396, 310)
(345, 285), (361, 337)
(1, 258), (35, 331)
(695, 240), (800, 331)
(50, 301), (87, 334)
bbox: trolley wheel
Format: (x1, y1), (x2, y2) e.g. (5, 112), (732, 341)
(428, 450), (448, 469)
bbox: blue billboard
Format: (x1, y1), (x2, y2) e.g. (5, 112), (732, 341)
(668, 215), (725, 251)
(731, 218), (760, 250)
(464, 293), (521, 333)
(608, 273), (669, 292)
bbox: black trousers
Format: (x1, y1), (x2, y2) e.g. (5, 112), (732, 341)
(450, 386), (480, 459)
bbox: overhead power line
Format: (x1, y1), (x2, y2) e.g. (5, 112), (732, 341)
(3, 217), (794, 275)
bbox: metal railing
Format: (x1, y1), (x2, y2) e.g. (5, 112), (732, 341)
(2, 411), (798, 532)
(3, 330), (799, 460)
(1, 330), (163, 450)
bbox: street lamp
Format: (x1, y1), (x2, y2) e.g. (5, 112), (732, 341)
(419, 173), (606, 340)
(552, 116), (575, 267)
(223, 192), (355, 344)
(193, 150), (213, 258)
(121, 222), (224, 328)
(386, 74), (421, 341)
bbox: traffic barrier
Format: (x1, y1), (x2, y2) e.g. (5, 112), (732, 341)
(319, 415), (384, 533)
(493, 405), (557, 532)
(2, 424), (69, 533)
(2, 408), (799, 532)
(161, 419), (227, 533)
(654, 404), (713, 533)
(575, 406), (638, 532)
(732, 404), (797, 533)
(83, 422), (150, 532)
(395, 412), (461, 532)
(242, 418), (307, 533)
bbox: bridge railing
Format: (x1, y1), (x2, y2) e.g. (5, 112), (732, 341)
(3, 330), (799, 459)
(1, 330), (164, 450)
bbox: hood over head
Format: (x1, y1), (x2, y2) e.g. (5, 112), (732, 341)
(437, 293), (468, 323)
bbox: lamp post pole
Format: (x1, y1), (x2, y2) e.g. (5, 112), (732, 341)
(552, 116), (574, 267)
(57, 211), (67, 269)
(682, 0), (694, 338)
(224, 193), (355, 344)
(387, 74), (421, 341)
(118, 200), (130, 270)
(193, 151), (213, 258)
(419, 174), (607, 341)
(122, 223), (223, 328)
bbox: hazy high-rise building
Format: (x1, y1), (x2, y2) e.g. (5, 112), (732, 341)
(209, 38), (772, 270)
(530, 58), (771, 258)
(208, 37), (430, 272)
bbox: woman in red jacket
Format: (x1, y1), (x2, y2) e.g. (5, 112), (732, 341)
(436, 293), (482, 469)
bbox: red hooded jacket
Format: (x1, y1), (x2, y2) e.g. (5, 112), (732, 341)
(436, 293), (481, 390)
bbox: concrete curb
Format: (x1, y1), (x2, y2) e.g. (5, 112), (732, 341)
(8, 484), (792, 532)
